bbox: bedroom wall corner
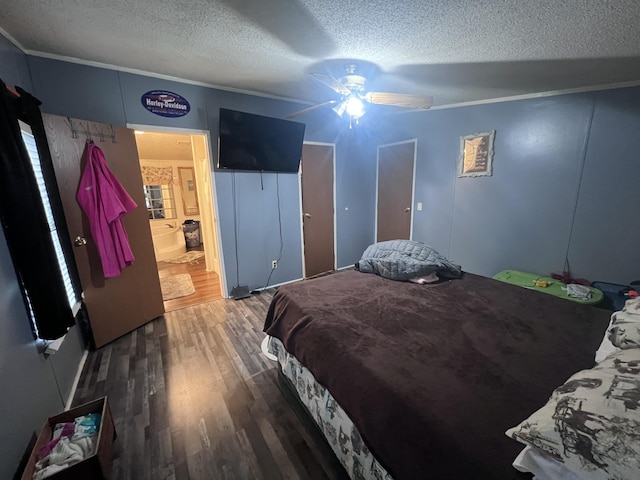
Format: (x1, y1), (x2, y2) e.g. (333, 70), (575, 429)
(335, 123), (378, 267)
(0, 33), (80, 480)
(28, 56), (127, 125)
(373, 110), (458, 258)
(0, 32), (33, 91)
(566, 86), (640, 284)
(0, 211), (66, 479)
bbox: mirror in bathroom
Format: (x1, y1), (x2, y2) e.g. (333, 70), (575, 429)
(178, 167), (199, 216)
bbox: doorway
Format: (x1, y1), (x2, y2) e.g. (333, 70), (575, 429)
(300, 142), (336, 278)
(44, 114), (165, 347)
(132, 128), (225, 311)
(376, 139), (416, 242)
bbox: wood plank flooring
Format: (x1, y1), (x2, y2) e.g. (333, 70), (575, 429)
(157, 249), (223, 312)
(72, 289), (348, 480)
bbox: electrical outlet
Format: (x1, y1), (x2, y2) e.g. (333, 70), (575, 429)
(271, 260), (278, 269)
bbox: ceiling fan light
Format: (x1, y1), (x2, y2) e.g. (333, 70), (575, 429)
(345, 96), (365, 118)
(332, 100), (347, 117)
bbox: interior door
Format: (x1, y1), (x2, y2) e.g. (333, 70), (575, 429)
(191, 134), (221, 276)
(43, 114), (164, 348)
(377, 140), (416, 242)
(301, 143), (335, 277)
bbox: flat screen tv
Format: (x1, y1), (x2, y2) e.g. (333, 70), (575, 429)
(218, 108), (306, 173)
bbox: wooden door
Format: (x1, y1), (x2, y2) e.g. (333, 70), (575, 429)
(377, 140), (416, 242)
(301, 143), (335, 277)
(43, 114), (164, 348)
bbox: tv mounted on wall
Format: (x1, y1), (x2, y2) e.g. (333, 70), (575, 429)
(218, 108), (306, 173)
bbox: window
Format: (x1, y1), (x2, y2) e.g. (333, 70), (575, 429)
(144, 184), (177, 220)
(20, 122), (79, 335)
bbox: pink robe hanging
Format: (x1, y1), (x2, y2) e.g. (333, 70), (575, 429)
(77, 141), (137, 278)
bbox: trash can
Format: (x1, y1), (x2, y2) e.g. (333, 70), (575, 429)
(182, 219), (201, 247)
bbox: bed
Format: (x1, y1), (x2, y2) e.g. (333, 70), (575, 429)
(263, 269), (612, 479)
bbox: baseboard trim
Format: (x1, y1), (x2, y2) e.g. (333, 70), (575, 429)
(65, 349), (88, 410)
(253, 276), (304, 292)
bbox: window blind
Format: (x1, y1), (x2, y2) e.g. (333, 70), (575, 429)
(20, 126), (78, 322)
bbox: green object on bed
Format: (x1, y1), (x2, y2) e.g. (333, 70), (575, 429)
(493, 270), (603, 305)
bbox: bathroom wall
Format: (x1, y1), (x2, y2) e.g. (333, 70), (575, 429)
(140, 158), (203, 261)
(139, 158), (202, 227)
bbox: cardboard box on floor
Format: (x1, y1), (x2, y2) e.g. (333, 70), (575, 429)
(21, 397), (116, 480)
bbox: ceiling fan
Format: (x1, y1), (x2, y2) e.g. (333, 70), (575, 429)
(285, 64), (433, 121)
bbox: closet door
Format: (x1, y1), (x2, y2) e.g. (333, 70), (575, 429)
(43, 114), (164, 348)
(376, 140), (416, 242)
(301, 143), (335, 278)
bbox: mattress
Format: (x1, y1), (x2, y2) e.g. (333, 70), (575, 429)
(269, 336), (392, 479)
(263, 270), (611, 479)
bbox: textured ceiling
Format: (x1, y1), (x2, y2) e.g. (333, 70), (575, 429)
(2, 0), (640, 111)
(135, 132), (193, 161)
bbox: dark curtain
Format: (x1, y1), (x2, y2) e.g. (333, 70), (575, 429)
(15, 85), (82, 297)
(0, 79), (75, 339)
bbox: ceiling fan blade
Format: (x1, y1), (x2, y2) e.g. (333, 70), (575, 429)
(284, 100), (338, 119)
(365, 92), (433, 109)
(311, 73), (351, 96)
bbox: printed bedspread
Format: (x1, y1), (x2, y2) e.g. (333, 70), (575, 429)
(270, 337), (393, 480)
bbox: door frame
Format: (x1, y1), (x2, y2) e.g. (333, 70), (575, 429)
(298, 141), (337, 277)
(375, 139), (418, 242)
(127, 123), (228, 298)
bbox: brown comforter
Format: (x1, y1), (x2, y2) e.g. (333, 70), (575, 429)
(263, 270), (611, 479)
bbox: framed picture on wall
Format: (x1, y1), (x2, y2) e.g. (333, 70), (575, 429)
(458, 130), (495, 177)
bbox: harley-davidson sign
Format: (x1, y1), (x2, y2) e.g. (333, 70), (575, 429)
(141, 90), (190, 118)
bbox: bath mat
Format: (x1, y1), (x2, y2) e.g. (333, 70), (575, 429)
(163, 251), (205, 264)
(160, 274), (195, 300)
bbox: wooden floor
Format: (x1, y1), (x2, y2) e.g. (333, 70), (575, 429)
(71, 290), (348, 480)
(157, 248), (223, 312)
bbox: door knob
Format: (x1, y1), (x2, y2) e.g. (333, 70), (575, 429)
(404, 207), (411, 213)
(74, 236), (87, 247)
(304, 213), (312, 219)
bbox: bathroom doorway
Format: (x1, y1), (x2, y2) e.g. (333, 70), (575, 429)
(132, 128), (225, 311)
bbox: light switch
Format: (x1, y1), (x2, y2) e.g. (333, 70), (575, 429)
(417, 202), (423, 211)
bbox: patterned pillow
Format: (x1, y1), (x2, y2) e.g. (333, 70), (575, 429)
(608, 311), (640, 350)
(595, 299), (640, 363)
(622, 297), (640, 316)
(505, 349), (640, 480)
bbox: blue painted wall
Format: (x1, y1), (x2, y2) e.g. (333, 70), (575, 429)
(0, 36), (85, 480)
(27, 57), (375, 294)
(568, 88), (640, 284)
(334, 123), (378, 266)
(0, 36), (32, 92)
(379, 89), (640, 284)
(4, 27), (640, 477)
